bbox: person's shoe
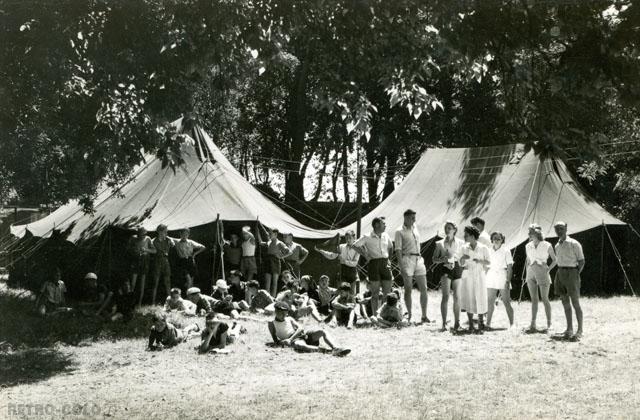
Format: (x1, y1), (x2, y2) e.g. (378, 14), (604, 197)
(523, 326), (537, 334)
(421, 316), (432, 324)
(439, 325), (447, 332)
(562, 330), (573, 339)
(240, 326), (248, 334)
(323, 315), (333, 324)
(473, 327), (484, 335)
(450, 322), (461, 334)
(571, 331), (582, 342)
(332, 348), (351, 357)
(478, 321), (485, 331)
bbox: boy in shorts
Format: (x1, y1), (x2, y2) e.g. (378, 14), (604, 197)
(268, 302), (350, 356)
(372, 292), (405, 328)
(147, 313), (200, 350)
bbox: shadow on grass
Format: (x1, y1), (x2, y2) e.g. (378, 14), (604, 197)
(0, 285), (178, 348)
(0, 348), (75, 387)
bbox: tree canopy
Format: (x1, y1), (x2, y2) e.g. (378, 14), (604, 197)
(1, 0), (639, 223)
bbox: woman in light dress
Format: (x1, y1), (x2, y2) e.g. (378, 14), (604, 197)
(485, 232), (514, 329)
(459, 225), (490, 334)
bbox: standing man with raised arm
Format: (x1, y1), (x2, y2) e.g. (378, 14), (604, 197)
(315, 230), (360, 294)
(395, 209), (430, 324)
(352, 217), (394, 316)
(283, 233), (309, 279)
(553, 221), (585, 341)
(240, 226), (258, 282)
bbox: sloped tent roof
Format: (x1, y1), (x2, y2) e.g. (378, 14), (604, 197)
(10, 118), (337, 242)
(341, 144), (625, 249)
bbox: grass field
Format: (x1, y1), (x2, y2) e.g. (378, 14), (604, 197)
(1, 284), (640, 420)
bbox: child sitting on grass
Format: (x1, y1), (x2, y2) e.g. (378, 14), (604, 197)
(246, 280), (274, 313)
(267, 301), (350, 357)
(35, 268), (71, 316)
(106, 281), (136, 322)
(212, 279), (247, 319)
(227, 271), (251, 309)
(198, 312), (245, 354)
(147, 313), (200, 350)
(185, 287), (215, 315)
(315, 275), (337, 315)
(325, 282), (358, 328)
(273, 289), (323, 322)
(371, 292), (406, 328)
(164, 287), (196, 316)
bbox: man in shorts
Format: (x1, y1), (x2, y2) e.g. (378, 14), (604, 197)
(554, 221), (585, 340)
(395, 209), (430, 323)
(353, 217), (394, 316)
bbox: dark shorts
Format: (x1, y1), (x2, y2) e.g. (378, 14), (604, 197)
(555, 267), (581, 297)
(336, 309), (355, 326)
(434, 263), (463, 282)
(240, 256), (257, 274)
(367, 258), (392, 283)
(266, 255), (281, 275)
(340, 265), (358, 283)
(176, 257), (197, 278)
(131, 255), (150, 276)
(213, 300), (235, 316)
(301, 328), (323, 346)
(154, 257), (171, 279)
(283, 261), (301, 277)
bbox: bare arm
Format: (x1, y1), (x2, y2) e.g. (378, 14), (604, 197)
(547, 246), (557, 271)
(315, 247), (339, 260)
(577, 259), (585, 273)
(199, 330), (214, 353)
(268, 322), (279, 344)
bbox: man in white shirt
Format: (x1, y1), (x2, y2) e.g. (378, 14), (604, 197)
(353, 217), (394, 315)
(553, 221), (585, 340)
(471, 217), (491, 247)
(395, 209), (430, 323)
(315, 230), (360, 294)
(174, 228), (206, 290)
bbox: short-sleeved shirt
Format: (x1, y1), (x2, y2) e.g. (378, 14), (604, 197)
(175, 239), (204, 259)
(267, 239), (289, 257)
(129, 235), (153, 256)
(394, 225), (421, 256)
(224, 243), (242, 265)
(489, 245), (514, 270)
(378, 303), (402, 322)
(40, 280), (66, 305)
(153, 237), (174, 258)
(164, 297), (196, 313)
(201, 322), (229, 349)
(555, 236), (584, 268)
(434, 237), (465, 263)
(525, 241), (553, 266)
(192, 295), (214, 313)
(478, 231), (491, 247)
(354, 231), (393, 260)
(284, 242), (309, 263)
(81, 283), (109, 303)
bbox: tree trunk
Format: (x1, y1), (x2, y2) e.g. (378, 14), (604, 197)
(365, 142), (381, 204)
(382, 148), (398, 200)
(284, 56), (309, 204)
(312, 149), (331, 201)
(341, 143), (350, 202)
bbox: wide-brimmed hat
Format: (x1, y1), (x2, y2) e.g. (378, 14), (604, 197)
(215, 279), (229, 290)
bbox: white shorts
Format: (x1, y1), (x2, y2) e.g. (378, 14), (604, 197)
(486, 268), (511, 290)
(401, 255), (427, 277)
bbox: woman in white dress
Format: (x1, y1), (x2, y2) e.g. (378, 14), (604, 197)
(459, 225), (491, 334)
(485, 232), (514, 329)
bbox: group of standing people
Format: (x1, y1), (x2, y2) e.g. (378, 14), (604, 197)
(316, 210), (585, 340)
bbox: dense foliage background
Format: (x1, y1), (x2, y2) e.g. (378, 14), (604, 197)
(1, 0), (639, 225)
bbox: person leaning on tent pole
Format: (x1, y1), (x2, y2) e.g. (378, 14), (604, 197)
(315, 230), (360, 294)
(282, 233), (309, 279)
(432, 221), (464, 332)
(553, 221), (585, 341)
(524, 224), (557, 334)
(240, 226), (258, 282)
(151, 224), (175, 306)
(395, 209), (431, 324)
(352, 216), (394, 316)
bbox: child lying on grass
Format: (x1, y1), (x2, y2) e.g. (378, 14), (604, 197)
(147, 313), (200, 350)
(267, 301), (350, 357)
(198, 312), (245, 354)
(164, 288), (196, 316)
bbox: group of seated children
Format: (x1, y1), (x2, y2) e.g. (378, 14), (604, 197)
(35, 270), (136, 322)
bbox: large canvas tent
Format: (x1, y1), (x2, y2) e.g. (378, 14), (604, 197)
(341, 144), (635, 295)
(10, 118), (336, 242)
(8, 118), (337, 296)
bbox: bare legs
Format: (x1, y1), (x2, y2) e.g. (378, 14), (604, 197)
(440, 277), (460, 331)
(487, 287), (514, 328)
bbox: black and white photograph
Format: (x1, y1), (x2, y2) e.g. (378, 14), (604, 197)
(1, 0), (640, 419)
